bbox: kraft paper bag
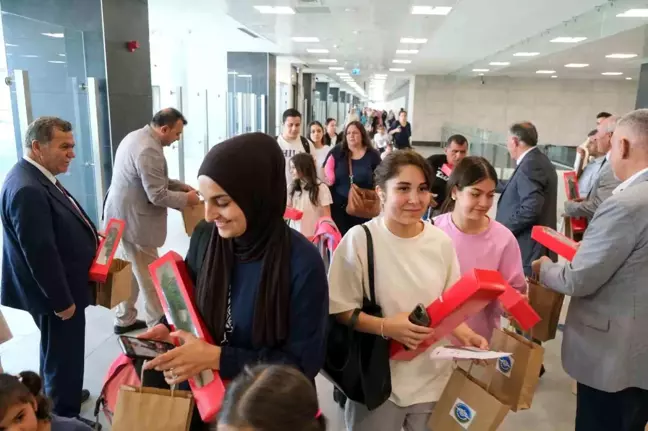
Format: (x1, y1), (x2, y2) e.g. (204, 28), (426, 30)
(526, 278), (564, 342)
(112, 385), (194, 431)
(95, 259), (132, 309)
(182, 204), (204, 236)
(486, 328), (544, 412)
(428, 368), (509, 431)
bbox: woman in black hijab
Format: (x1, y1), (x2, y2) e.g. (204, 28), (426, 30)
(143, 133), (329, 419)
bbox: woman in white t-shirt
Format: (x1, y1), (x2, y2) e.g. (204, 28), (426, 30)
(287, 152), (333, 238)
(308, 120), (332, 182)
(328, 150), (488, 431)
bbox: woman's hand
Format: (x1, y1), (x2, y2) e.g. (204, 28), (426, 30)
(383, 312), (435, 350)
(453, 323), (489, 350)
(137, 324), (173, 344)
(143, 331), (220, 385)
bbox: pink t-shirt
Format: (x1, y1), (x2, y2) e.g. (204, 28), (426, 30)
(433, 213), (526, 340)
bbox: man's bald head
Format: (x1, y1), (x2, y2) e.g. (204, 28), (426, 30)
(610, 109), (648, 181)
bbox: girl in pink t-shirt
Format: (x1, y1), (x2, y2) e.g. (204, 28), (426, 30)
(433, 156), (526, 340)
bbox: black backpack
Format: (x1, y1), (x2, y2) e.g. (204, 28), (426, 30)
(276, 136), (311, 154)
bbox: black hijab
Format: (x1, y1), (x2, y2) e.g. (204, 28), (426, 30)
(195, 133), (292, 347)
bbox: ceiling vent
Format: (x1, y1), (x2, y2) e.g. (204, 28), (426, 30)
(238, 27), (259, 39)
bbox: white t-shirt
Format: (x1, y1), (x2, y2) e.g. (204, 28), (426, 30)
(374, 132), (391, 149)
(288, 182), (333, 238)
(310, 145), (330, 182)
(328, 217), (461, 407)
(278, 135), (309, 187)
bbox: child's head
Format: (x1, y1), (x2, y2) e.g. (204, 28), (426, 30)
(290, 153), (317, 183)
(218, 365), (325, 431)
(0, 372), (50, 431)
(441, 156), (498, 219)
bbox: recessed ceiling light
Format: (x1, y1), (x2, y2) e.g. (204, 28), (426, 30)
(254, 6), (295, 14)
(601, 72), (623, 76)
(606, 53), (638, 59)
(390, 68), (406, 72)
(489, 61), (510, 66)
(617, 9), (648, 18)
(58, 53), (66, 57)
(396, 49), (419, 54)
(48, 60), (66, 64)
(319, 59), (338, 63)
(227, 71), (238, 75)
(42, 32), (64, 38)
(550, 37), (587, 43)
(551, 75), (558, 79)
(472, 68), (489, 72)
(393, 59), (412, 64)
(292, 36), (320, 43)
(336, 72), (349, 76)
(478, 73), (485, 76)
(329, 67), (344, 71)
(513, 52), (540, 57)
(400, 37), (428, 44)
(626, 77), (633, 80)
(536, 70), (556, 74)
(411, 6), (452, 15)
(565, 63), (589, 68)
(238, 74), (252, 78)
(307, 48), (329, 54)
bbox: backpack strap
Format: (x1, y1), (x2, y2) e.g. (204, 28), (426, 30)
(360, 225), (376, 306)
(300, 136), (311, 154)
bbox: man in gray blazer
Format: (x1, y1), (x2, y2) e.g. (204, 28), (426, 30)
(533, 109), (648, 431)
(564, 116), (621, 220)
(496, 121), (557, 276)
(104, 108), (200, 334)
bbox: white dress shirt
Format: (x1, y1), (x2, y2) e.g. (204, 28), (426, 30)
(516, 146), (537, 165)
(23, 156), (56, 184)
(612, 166), (648, 195)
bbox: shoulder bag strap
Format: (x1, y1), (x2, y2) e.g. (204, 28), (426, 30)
(360, 225), (376, 306)
(347, 156), (354, 185)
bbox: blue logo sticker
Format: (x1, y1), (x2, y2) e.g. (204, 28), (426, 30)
(498, 356), (513, 374)
(454, 402), (472, 423)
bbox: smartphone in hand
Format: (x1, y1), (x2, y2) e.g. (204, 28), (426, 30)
(409, 303), (431, 327)
(118, 335), (175, 360)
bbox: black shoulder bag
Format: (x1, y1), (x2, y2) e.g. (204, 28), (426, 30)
(322, 225), (391, 410)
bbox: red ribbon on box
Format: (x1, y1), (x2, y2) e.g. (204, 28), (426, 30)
(89, 218), (125, 283)
(284, 207), (304, 221)
(390, 269), (507, 361)
(149, 251), (226, 423)
(498, 286), (541, 330)
(531, 225), (579, 262)
(563, 171), (587, 233)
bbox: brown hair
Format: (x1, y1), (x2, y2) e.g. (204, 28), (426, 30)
(219, 365), (325, 431)
(0, 372), (51, 422)
(374, 149), (434, 190)
(290, 153), (321, 207)
(341, 121), (373, 156)
(440, 156), (498, 213)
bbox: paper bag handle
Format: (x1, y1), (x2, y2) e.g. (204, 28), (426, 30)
(140, 360), (177, 397)
(460, 359), (494, 393)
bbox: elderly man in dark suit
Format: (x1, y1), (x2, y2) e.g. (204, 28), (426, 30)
(0, 117), (100, 429)
(496, 121), (558, 276)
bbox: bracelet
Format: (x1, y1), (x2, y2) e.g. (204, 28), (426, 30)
(380, 319), (389, 340)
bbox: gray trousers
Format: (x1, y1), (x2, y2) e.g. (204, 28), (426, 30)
(345, 400), (436, 431)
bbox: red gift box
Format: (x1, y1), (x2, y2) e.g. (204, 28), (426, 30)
(148, 251), (226, 423)
(390, 269), (507, 361)
(284, 207), (303, 221)
(531, 225), (579, 262)
(498, 285), (540, 331)
(89, 218), (125, 283)
(563, 171), (587, 233)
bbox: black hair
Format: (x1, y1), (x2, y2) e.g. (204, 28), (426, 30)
(440, 156), (498, 213)
(587, 129), (598, 137)
(509, 121), (538, 147)
(447, 134), (468, 147)
(374, 150), (434, 191)
(341, 121), (373, 156)
(151, 108), (187, 128)
(596, 112), (612, 120)
(289, 153), (321, 207)
(325, 118), (336, 126)
(308, 121), (324, 144)
(0, 372), (51, 423)
(218, 365), (325, 431)
(282, 109), (302, 123)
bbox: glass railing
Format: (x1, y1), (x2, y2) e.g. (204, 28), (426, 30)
(441, 123), (576, 170)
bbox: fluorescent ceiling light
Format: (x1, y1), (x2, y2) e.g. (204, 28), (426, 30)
(336, 72), (349, 76)
(393, 59), (412, 64)
(616, 9), (648, 18)
(536, 70), (556, 74)
(400, 37), (428, 44)
(390, 68), (406, 72)
(5, 43), (18, 47)
(478, 73), (485, 76)
(601, 72), (623, 76)
(58, 53), (66, 57)
(292, 36), (320, 43)
(20, 54), (38, 58)
(472, 68), (489, 72)
(396, 49), (419, 54)
(551, 75), (558, 79)
(411, 6), (452, 15)
(238, 74), (252, 78)
(565, 63), (589, 68)
(550, 37), (587, 43)
(329, 66), (344, 70)
(42, 32), (64, 38)
(254, 6), (295, 14)
(319, 59), (338, 63)
(513, 52), (540, 57)
(227, 71), (238, 75)
(606, 53), (638, 59)
(374, 74), (387, 78)
(489, 61), (510, 66)
(307, 48), (329, 54)
(626, 77), (633, 80)
(48, 60), (65, 64)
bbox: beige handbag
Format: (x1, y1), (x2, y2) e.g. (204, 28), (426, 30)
(346, 157), (380, 219)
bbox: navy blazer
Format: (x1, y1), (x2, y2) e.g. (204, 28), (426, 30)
(1, 159), (98, 315)
(495, 148), (558, 274)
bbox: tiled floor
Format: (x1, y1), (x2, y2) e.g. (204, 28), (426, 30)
(0, 147), (577, 430)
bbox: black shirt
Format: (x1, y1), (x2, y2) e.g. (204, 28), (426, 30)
(389, 121), (412, 149)
(427, 154), (450, 206)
